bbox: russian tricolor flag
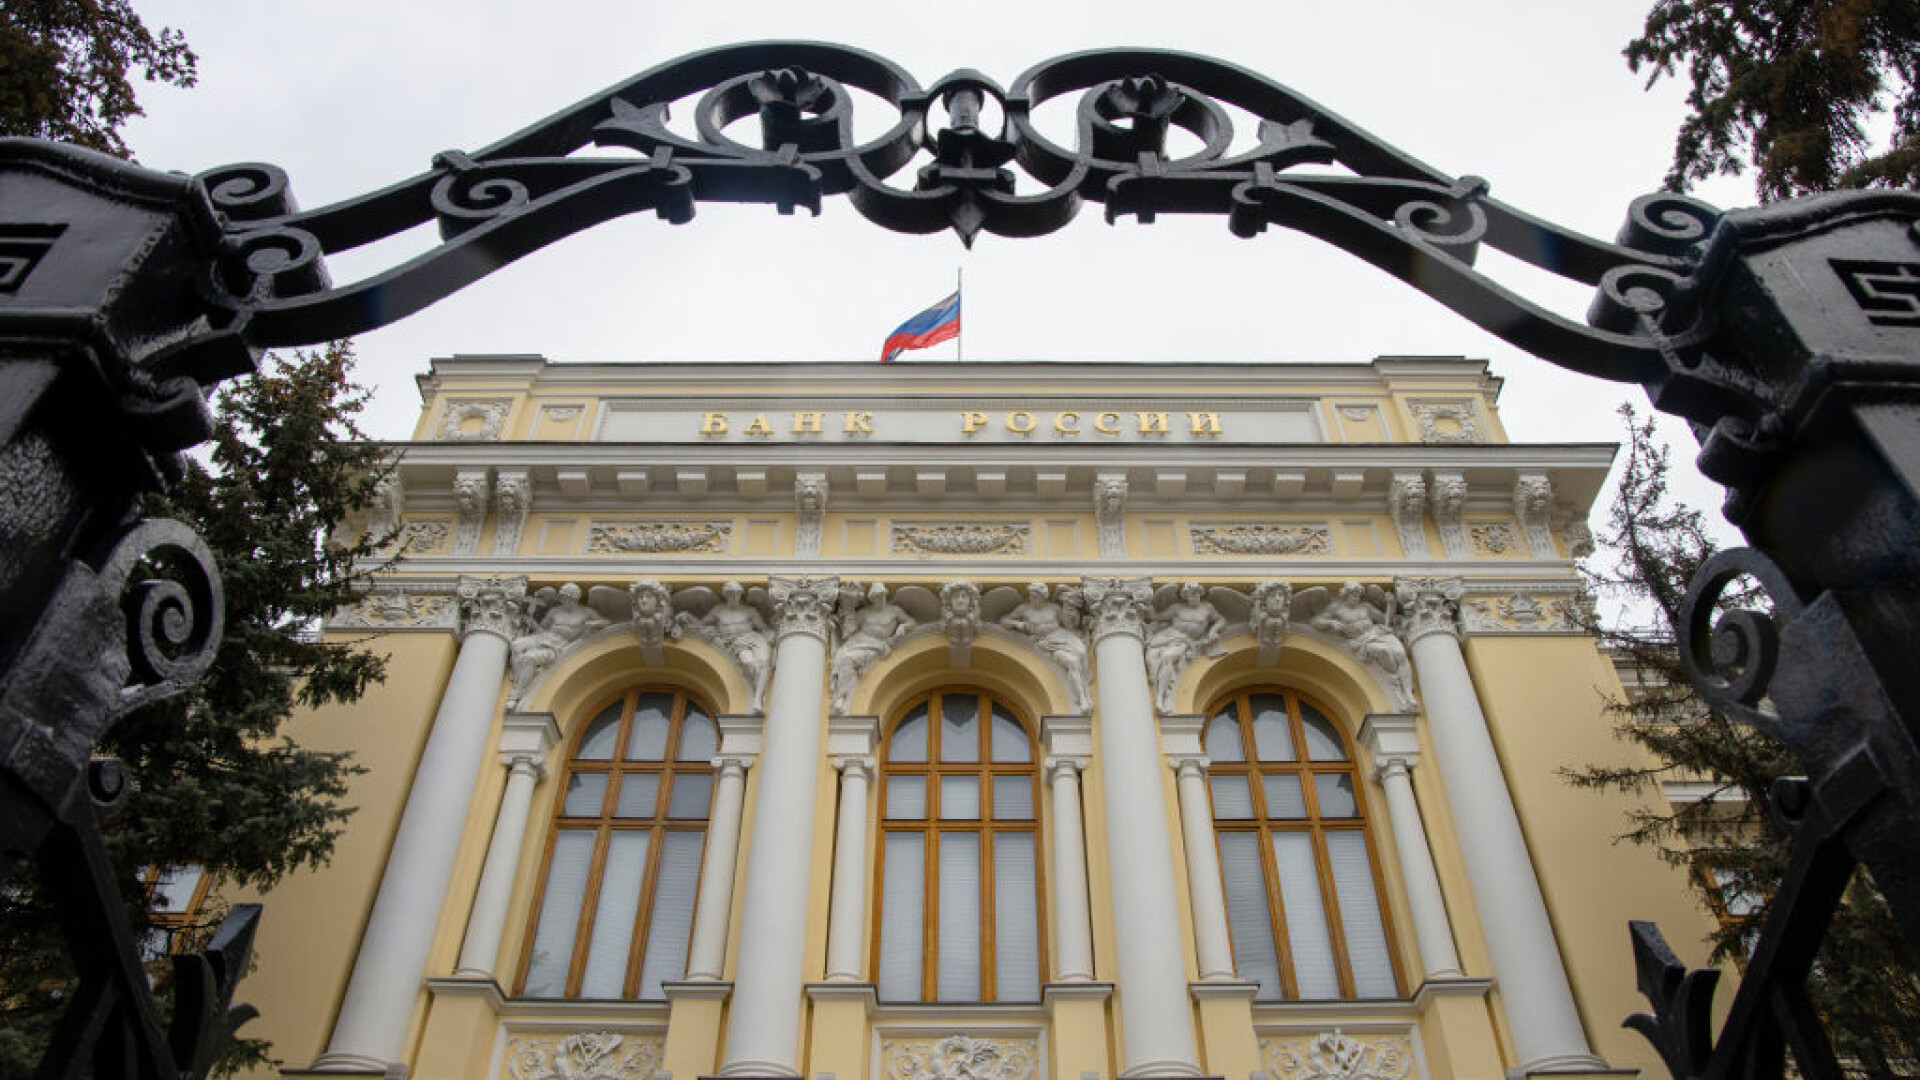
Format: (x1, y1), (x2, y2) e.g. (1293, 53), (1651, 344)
(880, 291), (960, 362)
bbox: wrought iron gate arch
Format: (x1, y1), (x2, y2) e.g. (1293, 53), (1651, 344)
(3, 40), (1919, 1080)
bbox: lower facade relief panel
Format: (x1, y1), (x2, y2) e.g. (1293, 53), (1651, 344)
(1259, 1027), (1422, 1080)
(495, 1026), (667, 1080)
(880, 1030), (1044, 1080)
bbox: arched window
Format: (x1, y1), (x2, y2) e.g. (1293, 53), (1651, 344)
(873, 690), (1046, 1003)
(1207, 689), (1401, 1000)
(519, 688), (718, 999)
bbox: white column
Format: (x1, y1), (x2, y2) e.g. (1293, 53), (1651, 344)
(1042, 715), (1096, 983)
(719, 576), (839, 1079)
(823, 755), (875, 980)
(453, 712), (560, 978)
(317, 575), (525, 1071)
(1357, 714), (1462, 981)
(1394, 577), (1604, 1073)
(685, 755), (751, 980)
(1170, 758), (1236, 981)
(1081, 577), (1203, 1079)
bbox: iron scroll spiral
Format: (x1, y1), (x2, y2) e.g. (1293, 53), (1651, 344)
(181, 42), (1721, 392)
(96, 517), (225, 719)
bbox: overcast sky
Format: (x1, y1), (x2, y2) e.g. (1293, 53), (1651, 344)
(123, 0), (1756, 536)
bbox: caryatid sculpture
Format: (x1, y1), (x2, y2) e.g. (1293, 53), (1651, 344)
(673, 581), (775, 714)
(1293, 581), (1415, 709)
(828, 582), (919, 715)
(506, 583), (624, 705)
(1145, 582), (1228, 713)
(989, 582), (1093, 713)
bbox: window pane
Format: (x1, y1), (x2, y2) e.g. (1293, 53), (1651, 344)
(994, 833), (1040, 1001)
(992, 777), (1033, 820)
(1250, 696), (1296, 761)
(1204, 712), (1244, 762)
(677, 707), (717, 761)
(1219, 832), (1281, 1000)
(668, 773), (712, 819)
(150, 865), (204, 914)
(1211, 775), (1254, 819)
(1326, 832), (1395, 997)
(580, 831), (649, 997)
(937, 833), (981, 1001)
(990, 709), (1030, 762)
(638, 829), (704, 998)
(1314, 774), (1358, 818)
(940, 776), (979, 820)
(886, 776), (927, 819)
(524, 831), (595, 996)
(1263, 775), (1307, 818)
(577, 704), (622, 760)
(877, 833), (925, 1000)
(563, 773), (608, 817)
(615, 774), (660, 818)
(628, 694), (672, 760)
(892, 708), (929, 762)
(1272, 832), (1339, 998)
(1300, 703), (1347, 761)
(940, 696), (979, 762)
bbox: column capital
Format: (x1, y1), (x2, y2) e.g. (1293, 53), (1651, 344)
(712, 753), (755, 778)
(1393, 575), (1465, 646)
(1044, 755), (1089, 783)
(456, 574), (528, 642)
(768, 574), (841, 642)
(1358, 712), (1422, 778)
(1169, 755), (1211, 782)
(830, 755), (876, 783)
(1080, 575), (1153, 642)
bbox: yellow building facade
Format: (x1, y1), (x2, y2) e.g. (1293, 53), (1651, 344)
(242, 357), (1717, 1080)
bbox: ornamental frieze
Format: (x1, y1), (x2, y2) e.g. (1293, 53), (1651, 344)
(1458, 585), (1591, 635)
(1190, 522), (1332, 556)
(326, 590), (458, 631)
(1466, 522), (1522, 558)
(390, 519), (451, 556)
(438, 398), (511, 441)
(1262, 1030), (1416, 1080)
(891, 521), (1030, 556)
(586, 520), (732, 554)
(503, 1030), (663, 1080)
(882, 1034), (1038, 1080)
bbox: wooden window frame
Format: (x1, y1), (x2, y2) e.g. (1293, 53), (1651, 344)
(1207, 687), (1404, 1000)
(871, 689), (1049, 1003)
(516, 686), (715, 1000)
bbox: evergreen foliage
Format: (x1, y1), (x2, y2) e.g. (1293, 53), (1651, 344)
(0, 0), (196, 159)
(1626, 0), (1920, 200)
(0, 345), (391, 1076)
(1568, 405), (1920, 1078)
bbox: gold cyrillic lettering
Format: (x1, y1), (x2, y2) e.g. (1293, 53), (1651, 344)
(960, 411), (989, 434)
(744, 413), (774, 437)
(1006, 410), (1036, 434)
(843, 411), (874, 434)
(1137, 411), (1170, 434)
(1188, 411), (1223, 435)
(791, 411), (825, 434)
(1053, 411), (1081, 435)
(700, 412), (729, 435)
(1094, 411), (1122, 434)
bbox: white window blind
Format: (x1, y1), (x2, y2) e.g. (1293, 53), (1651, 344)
(877, 833), (924, 1000)
(1326, 831), (1394, 997)
(638, 829), (705, 998)
(1272, 832), (1338, 998)
(579, 831), (649, 996)
(1219, 832), (1281, 999)
(936, 833), (982, 1000)
(993, 833), (1040, 1001)
(523, 831), (595, 996)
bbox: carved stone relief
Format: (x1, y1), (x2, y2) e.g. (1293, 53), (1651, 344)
(326, 590), (458, 631)
(452, 469), (490, 556)
(1513, 473), (1555, 556)
(1387, 472), (1427, 558)
(795, 471), (827, 558)
(1094, 472), (1128, 558)
(494, 470), (532, 555)
(1559, 517), (1596, 559)
(391, 519), (451, 555)
(1190, 523), (1332, 556)
(892, 521), (1030, 556)
(1295, 583), (1414, 710)
(1428, 472), (1467, 559)
(1251, 579), (1292, 665)
(1408, 398), (1482, 444)
(1262, 1031), (1416, 1080)
(438, 398), (511, 441)
(940, 579), (982, 666)
(629, 579), (673, 664)
(542, 403), (583, 424)
(1466, 522), (1521, 557)
(882, 1034), (1038, 1080)
(368, 472), (404, 541)
(586, 521), (732, 554)
(1459, 585), (1591, 635)
(504, 1030), (663, 1080)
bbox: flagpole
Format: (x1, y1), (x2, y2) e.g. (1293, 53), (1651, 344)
(956, 266), (964, 363)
